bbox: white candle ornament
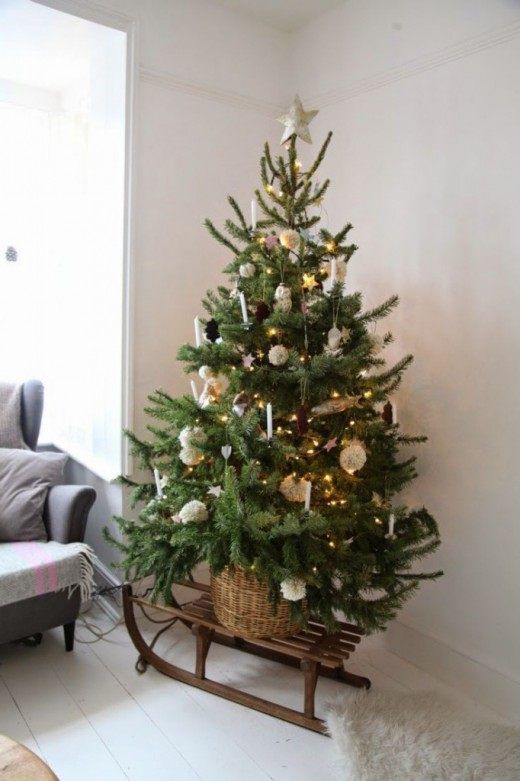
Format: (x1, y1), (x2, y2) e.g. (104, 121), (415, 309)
(239, 292), (249, 324)
(385, 512), (397, 540)
(251, 199), (257, 230)
(304, 480), (312, 512)
(153, 468), (163, 499)
(190, 380), (198, 401)
(221, 445), (232, 460)
(194, 316), (203, 348)
(330, 257), (337, 285)
(266, 403), (273, 440)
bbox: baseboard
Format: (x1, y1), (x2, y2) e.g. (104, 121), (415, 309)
(93, 559), (123, 621)
(93, 558), (122, 589)
(382, 621), (520, 724)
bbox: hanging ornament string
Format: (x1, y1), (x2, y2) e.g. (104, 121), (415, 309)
(331, 286), (341, 329)
(300, 373), (309, 406)
(302, 298), (309, 352)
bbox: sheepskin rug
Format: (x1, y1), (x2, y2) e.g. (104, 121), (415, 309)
(326, 690), (520, 780)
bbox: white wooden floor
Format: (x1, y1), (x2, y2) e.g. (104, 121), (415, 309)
(0, 601), (502, 781)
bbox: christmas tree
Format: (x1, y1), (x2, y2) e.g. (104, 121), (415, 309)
(108, 97), (441, 633)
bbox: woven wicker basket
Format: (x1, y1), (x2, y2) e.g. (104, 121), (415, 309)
(211, 566), (301, 639)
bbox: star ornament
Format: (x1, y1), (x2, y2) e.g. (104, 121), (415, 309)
(302, 273), (318, 292)
(242, 352), (255, 368)
(207, 485), (222, 498)
(277, 95), (318, 146)
(324, 437), (338, 452)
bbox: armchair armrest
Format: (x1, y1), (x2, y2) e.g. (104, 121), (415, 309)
(44, 485), (96, 543)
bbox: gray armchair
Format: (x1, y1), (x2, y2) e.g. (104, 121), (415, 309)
(0, 380), (96, 650)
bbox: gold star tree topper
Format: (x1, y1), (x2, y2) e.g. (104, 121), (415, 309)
(277, 94), (318, 146)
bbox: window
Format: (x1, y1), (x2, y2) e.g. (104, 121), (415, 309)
(0, 4), (127, 480)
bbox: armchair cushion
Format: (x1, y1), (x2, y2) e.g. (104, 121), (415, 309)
(44, 485), (96, 543)
(0, 449), (68, 542)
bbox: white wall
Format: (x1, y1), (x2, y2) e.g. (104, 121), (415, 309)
(290, 0), (520, 717)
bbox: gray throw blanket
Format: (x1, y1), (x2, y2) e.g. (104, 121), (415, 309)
(0, 382), (28, 449)
(0, 541), (96, 607)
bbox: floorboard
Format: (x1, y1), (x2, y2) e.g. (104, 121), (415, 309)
(0, 603), (503, 781)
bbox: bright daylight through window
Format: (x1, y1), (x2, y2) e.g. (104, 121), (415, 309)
(0, 1), (127, 479)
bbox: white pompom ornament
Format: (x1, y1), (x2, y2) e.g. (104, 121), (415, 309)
(178, 426), (207, 448)
(280, 577), (306, 601)
(339, 440), (367, 474)
(179, 446), (204, 466)
(279, 475), (309, 502)
(239, 262), (255, 278)
(370, 334), (385, 354)
(274, 283), (292, 313)
(279, 229), (300, 251)
(269, 344), (289, 366)
(179, 500), (208, 524)
(198, 365), (215, 381)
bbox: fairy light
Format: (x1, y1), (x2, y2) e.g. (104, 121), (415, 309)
(331, 390), (340, 398)
(312, 566), (317, 573)
(364, 390), (373, 399)
(268, 327), (277, 336)
(265, 184), (274, 194)
(266, 268), (273, 275)
(299, 355), (306, 363)
(278, 190), (283, 198)
(350, 419), (355, 427)
(324, 474), (332, 482)
(290, 414), (297, 421)
(328, 540), (336, 548)
(375, 517), (383, 525)
(326, 241), (336, 253)
(220, 415), (229, 422)
(306, 448), (315, 454)
(294, 159), (302, 172)
(277, 426), (283, 433)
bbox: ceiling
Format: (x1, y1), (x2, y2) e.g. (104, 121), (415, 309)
(214, 0), (347, 33)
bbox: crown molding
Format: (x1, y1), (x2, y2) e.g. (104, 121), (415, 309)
(139, 67), (283, 117)
(31, 0), (135, 31)
(309, 18), (520, 109)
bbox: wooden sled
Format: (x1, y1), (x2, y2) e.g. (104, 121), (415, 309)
(122, 581), (371, 734)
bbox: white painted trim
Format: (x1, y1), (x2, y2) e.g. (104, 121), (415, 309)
(139, 67), (283, 117)
(308, 18), (520, 109)
(121, 15), (138, 477)
(382, 620), (520, 724)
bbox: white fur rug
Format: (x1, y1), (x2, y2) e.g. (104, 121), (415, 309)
(326, 690), (520, 781)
